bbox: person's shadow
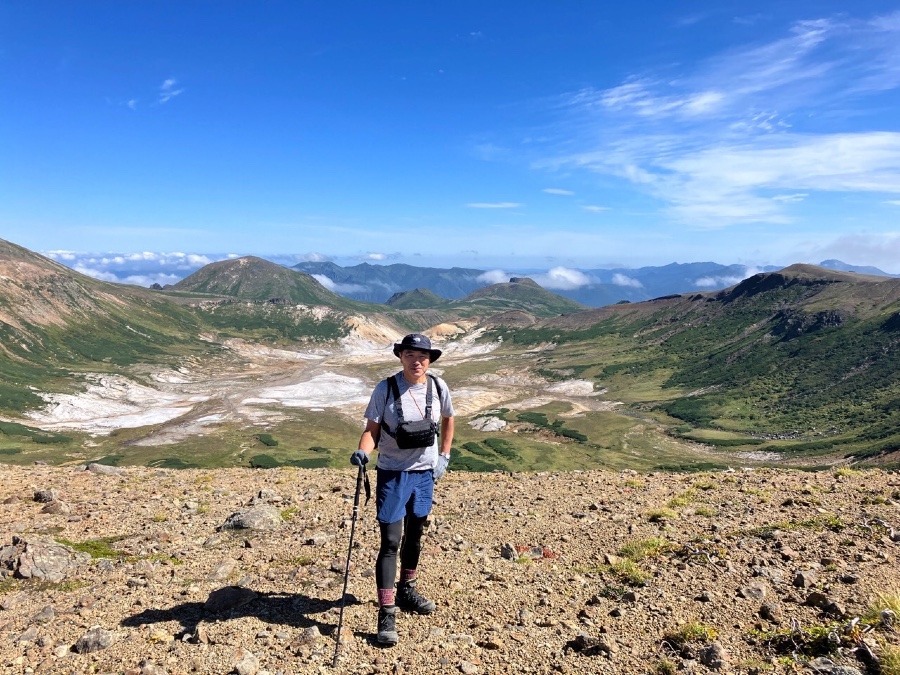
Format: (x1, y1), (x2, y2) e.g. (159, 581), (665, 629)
(121, 586), (364, 642)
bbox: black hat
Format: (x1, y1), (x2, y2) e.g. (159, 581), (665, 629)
(392, 333), (442, 361)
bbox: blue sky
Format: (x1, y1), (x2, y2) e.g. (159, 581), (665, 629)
(2, 1), (900, 286)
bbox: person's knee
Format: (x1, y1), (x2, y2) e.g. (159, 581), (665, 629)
(379, 520), (404, 554)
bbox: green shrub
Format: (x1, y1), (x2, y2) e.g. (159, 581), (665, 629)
(249, 454), (280, 469)
(255, 433), (278, 447)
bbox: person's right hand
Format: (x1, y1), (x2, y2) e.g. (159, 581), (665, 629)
(350, 450), (369, 466)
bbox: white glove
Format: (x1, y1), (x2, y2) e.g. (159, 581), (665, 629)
(433, 454), (450, 481)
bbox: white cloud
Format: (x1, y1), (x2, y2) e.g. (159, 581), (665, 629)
(612, 273), (642, 288)
(466, 202), (521, 209)
(772, 193), (809, 203)
(694, 267), (762, 288)
(311, 274), (367, 294)
(365, 252), (386, 261)
(158, 78), (184, 104)
(543, 188), (574, 196)
(302, 252), (330, 262)
(582, 205), (610, 213)
(45, 250), (77, 261)
(73, 265), (118, 282)
(885, 200), (900, 206)
(532, 266), (592, 290)
(476, 269), (510, 285)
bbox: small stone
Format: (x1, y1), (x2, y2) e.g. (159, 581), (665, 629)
(32, 605), (55, 623)
(699, 641), (729, 670)
(793, 570), (818, 588)
(233, 648), (260, 675)
(737, 583), (767, 600)
(33, 489), (59, 503)
(805, 591), (829, 608)
(74, 626), (116, 653)
(459, 661), (478, 674)
(759, 602), (782, 624)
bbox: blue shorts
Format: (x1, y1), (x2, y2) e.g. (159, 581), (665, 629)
(375, 468), (434, 524)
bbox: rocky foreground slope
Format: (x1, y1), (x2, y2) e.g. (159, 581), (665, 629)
(1, 464), (899, 675)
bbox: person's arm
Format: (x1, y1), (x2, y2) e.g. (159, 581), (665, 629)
(439, 416), (454, 457)
(357, 418), (381, 456)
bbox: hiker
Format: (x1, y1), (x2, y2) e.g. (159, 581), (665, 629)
(350, 333), (454, 646)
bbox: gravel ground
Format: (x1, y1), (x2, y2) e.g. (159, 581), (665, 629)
(1, 463), (899, 675)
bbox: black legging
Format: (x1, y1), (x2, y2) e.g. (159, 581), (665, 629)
(376, 514), (428, 590)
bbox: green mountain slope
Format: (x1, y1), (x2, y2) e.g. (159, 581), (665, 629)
(170, 256), (360, 309)
(0, 239), (210, 410)
(385, 288), (449, 309)
(454, 277), (584, 317)
(492, 265), (900, 464)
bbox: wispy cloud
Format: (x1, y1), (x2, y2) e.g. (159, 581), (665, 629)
(476, 269), (510, 285)
(694, 267), (761, 288)
(543, 188), (574, 196)
(466, 202), (521, 209)
(612, 273), (642, 288)
(534, 11), (900, 228)
(158, 78), (184, 104)
(311, 274), (367, 294)
(582, 205), (610, 213)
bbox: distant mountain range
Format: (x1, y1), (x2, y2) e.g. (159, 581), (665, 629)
(294, 259), (895, 307)
(2, 236), (899, 467)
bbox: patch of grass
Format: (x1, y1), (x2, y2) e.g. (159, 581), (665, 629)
(878, 639), (900, 675)
(618, 537), (670, 562)
(647, 508), (678, 523)
(285, 555), (315, 567)
(653, 658), (678, 675)
(798, 514), (846, 532)
(594, 583), (629, 600)
(281, 507), (299, 521)
(756, 621), (845, 657)
(255, 433), (278, 447)
(694, 505), (718, 517)
(607, 559), (649, 586)
(667, 489), (696, 508)
(863, 591), (900, 626)
(662, 621), (719, 649)
(56, 536), (128, 559)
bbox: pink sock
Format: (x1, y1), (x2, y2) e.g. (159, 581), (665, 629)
(378, 588), (395, 606)
(400, 568), (417, 583)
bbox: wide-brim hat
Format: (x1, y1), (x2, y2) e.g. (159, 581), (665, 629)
(392, 333), (442, 361)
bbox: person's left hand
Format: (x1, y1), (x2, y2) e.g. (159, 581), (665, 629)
(433, 454), (450, 481)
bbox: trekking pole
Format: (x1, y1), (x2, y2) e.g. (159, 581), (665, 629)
(333, 462), (367, 668)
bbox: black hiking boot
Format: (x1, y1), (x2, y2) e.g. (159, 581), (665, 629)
(396, 579), (436, 614)
(376, 605), (399, 645)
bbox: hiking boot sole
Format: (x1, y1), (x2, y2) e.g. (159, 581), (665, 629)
(397, 600), (436, 615)
(377, 631), (399, 646)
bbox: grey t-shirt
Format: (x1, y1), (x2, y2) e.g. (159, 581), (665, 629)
(364, 372), (454, 471)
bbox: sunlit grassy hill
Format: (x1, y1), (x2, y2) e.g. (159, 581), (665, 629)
(493, 264), (900, 465)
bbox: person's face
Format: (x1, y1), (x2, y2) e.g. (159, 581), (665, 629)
(400, 348), (431, 381)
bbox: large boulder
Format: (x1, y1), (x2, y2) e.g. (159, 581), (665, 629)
(1, 536), (90, 582)
(218, 505), (283, 532)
